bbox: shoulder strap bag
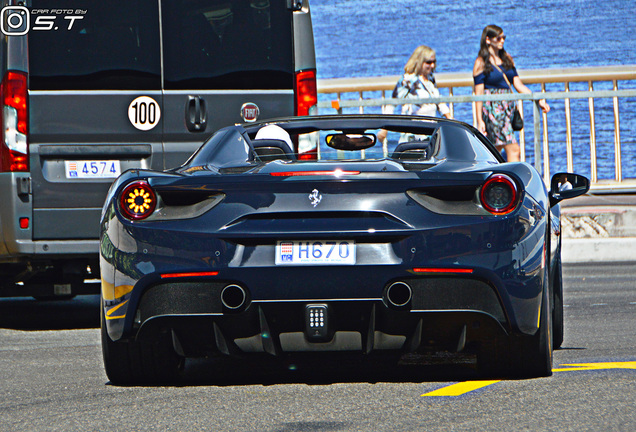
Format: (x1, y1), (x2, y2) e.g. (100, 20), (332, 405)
(492, 63), (524, 131)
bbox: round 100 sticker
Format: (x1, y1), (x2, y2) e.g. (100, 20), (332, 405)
(128, 96), (161, 131)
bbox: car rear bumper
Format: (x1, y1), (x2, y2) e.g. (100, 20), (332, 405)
(103, 272), (521, 356)
(117, 296), (509, 359)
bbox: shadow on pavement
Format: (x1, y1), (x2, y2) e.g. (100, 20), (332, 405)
(167, 353), (487, 387)
(0, 295), (100, 330)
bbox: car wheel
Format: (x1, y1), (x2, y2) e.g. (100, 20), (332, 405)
(552, 256), (564, 350)
(511, 276), (553, 378)
(100, 308), (183, 385)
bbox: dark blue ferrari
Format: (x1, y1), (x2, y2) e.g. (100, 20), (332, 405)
(99, 115), (589, 384)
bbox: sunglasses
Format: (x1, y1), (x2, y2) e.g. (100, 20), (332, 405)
(494, 35), (506, 41)
(425, 59), (437, 64)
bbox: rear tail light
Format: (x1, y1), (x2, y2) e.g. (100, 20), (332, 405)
(295, 69), (318, 160)
(294, 69), (317, 117)
(0, 71), (28, 172)
(119, 181), (157, 220)
(161, 271), (219, 279)
(479, 174), (519, 215)
(412, 268), (474, 274)
(269, 169), (360, 177)
(298, 148), (317, 160)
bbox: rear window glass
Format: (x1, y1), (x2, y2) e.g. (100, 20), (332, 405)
(28, 0), (161, 90)
(161, 0), (294, 90)
(28, 0), (293, 91)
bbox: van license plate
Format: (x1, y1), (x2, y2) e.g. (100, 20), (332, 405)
(65, 161), (121, 179)
(275, 241), (356, 265)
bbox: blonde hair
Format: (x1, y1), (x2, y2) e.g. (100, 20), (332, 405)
(404, 45), (436, 75)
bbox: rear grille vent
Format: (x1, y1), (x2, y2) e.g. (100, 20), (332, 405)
(223, 211), (412, 233)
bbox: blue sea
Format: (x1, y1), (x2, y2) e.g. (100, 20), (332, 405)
(310, 0), (636, 180)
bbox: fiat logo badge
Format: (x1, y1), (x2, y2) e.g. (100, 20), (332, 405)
(240, 102), (260, 122)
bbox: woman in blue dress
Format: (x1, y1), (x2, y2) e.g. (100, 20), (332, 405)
(473, 25), (550, 161)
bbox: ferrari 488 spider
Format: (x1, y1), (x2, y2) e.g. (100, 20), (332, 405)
(99, 115), (589, 384)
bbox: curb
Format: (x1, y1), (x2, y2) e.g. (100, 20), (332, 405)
(562, 237), (636, 263)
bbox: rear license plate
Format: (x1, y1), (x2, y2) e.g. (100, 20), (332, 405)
(65, 160), (121, 179)
(275, 240), (356, 265)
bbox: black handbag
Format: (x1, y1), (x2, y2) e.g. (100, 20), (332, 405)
(512, 106), (524, 131)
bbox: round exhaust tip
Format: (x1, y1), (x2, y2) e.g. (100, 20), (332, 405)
(221, 284), (247, 310)
(386, 282), (412, 308)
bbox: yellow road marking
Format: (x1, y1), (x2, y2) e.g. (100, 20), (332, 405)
(422, 380), (500, 397)
(423, 361), (636, 397)
(553, 361), (636, 372)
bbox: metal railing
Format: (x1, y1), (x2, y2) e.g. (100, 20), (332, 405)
(317, 65), (636, 192)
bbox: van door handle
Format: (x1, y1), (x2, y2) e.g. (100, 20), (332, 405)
(185, 95), (208, 132)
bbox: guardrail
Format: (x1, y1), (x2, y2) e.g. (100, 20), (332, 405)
(317, 65), (636, 192)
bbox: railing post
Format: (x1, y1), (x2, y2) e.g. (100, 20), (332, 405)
(588, 81), (598, 183)
(613, 80), (622, 182)
(519, 100), (526, 162)
(381, 90), (388, 157)
(541, 84), (550, 184)
(533, 97), (542, 176)
(472, 90), (477, 127)
(565, 82), (574, 173)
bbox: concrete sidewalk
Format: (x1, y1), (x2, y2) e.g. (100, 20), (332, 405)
(560, 194), (636, 263)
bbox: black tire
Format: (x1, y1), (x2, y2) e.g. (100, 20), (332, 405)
(511, 281), (553, 378)
(552, 256), (564, 350)
(100, 308), (183, 385)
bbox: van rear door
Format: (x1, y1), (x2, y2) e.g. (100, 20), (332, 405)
(27, 1), (163, 240)
(160, 0), (295, 169)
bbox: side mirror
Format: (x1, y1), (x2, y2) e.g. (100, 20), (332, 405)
(549, 172), (590, 206)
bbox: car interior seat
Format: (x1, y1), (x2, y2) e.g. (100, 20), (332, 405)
(252, 139), (297, 161)
(391, 140), (432, 161)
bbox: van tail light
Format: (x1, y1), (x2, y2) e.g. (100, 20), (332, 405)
(0, 71), (28, 172)
(294, 69), (317, 117)
(294, 69), (318, 159)
(119, 181), (157, 220)
(479, 174), (519, 215)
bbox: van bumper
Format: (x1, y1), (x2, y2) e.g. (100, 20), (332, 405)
(0, 173), (99, 260)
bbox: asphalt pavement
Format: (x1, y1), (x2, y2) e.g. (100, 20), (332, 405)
(1, 263), (635, 431)
(560, 193), (636, 263)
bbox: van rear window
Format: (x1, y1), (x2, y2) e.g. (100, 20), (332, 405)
(161, 0), (294, 90)
(28, 0), (294, 91)
(28, 0), (162, 90)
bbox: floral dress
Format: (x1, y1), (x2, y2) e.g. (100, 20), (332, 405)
(482, 88), (517, 147)
(474, 66), (519, 147)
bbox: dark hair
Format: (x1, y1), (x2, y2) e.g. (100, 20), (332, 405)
(478, 24), (514, 74)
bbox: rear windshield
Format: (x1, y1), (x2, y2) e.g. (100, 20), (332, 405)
(28, 0), (293, 91)
(162, 0), (294, 90)
(28, 0), (162, 90)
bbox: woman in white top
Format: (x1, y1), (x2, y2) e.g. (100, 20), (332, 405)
(390, 45), (452, 119)
(378, 45), (451, 144)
